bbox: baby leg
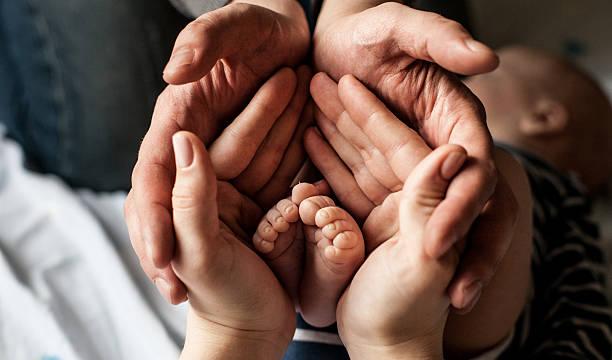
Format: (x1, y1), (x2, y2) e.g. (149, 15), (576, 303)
(294, 184), (365, 327)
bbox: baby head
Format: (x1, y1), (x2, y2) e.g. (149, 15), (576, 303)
(465, 45), (612, 193)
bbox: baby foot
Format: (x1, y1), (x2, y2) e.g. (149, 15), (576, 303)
(294, 184), (365, 327)
(253, 198), (299, 255)
(252, 197), (302, 303)
(252, 184), (323, 306)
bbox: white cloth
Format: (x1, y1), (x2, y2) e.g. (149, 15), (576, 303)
(0, 127), (183, 360)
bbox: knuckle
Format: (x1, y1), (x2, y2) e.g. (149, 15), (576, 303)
(171, 187), (200, 211)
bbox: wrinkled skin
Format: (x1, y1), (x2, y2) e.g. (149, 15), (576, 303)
(313, 3), (510, 311)
(125, 2), (311, 303)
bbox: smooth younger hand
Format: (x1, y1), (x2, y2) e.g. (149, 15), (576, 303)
(170, 131), (296, 359)
(337, 145), (467, 360)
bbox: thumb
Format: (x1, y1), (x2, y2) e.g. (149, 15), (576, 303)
(393, 5), (499, 75)
(163, 3), (278, 84)
(399, 145), (467, 242)
(171, 131), (220, 270)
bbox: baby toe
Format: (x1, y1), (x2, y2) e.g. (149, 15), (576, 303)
(332, 231), (360, 250)
(321, 219), (353, 239)
(253, 233), (275, 254)
(314, 206), (348, 228)
(299, 196), (335, 226)
(266, 207), (289, 233)
(291, 183), (319, 204)
(276, 199), (299, 223)
(257, 219), (278, 242)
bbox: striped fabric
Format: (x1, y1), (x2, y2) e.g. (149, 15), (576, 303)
(499, 145), (612, 359)
(284, 145), (612, 359)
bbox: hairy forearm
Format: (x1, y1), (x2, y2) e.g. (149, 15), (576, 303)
(181, 309), (289, 360)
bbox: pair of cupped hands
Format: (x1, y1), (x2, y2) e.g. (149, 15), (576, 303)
(124, 0), (518, 358)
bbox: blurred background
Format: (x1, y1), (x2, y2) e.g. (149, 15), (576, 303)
(0, 1), (611, 359)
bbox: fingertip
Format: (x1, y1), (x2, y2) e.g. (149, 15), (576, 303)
(464, 39), (500, 70)
(449, 279), (483, 314)
(291, 182), (318, 204)
(310, 72), (335, 98)
(277, 66), (298, 88)
(337, 73), (359, 90)
(424, 227), (457, 260)
(450, 39), (500, 75)
(173, 132), (195, 170)
(440, 146), (467, 180)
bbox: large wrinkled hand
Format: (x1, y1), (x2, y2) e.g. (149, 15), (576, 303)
(313, 2), (505, 311)
(169, 131), (295, 359)
(126, 57), (312, 304)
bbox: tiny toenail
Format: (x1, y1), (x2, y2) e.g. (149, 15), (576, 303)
(285, 207), (293, 214)
(275, 217), (283, 223)
(320, 210), (330, 219)
(325, 223), (336, 231)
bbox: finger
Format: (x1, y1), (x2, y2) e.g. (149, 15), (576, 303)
(310, 74), (375, 156)
(304, 127), (374, 222)
(131, 155), (176, 269)
(336, 74), (432, 181)
(316, 108), (390, 204)
(312, 73), (399, 197)
(163, 3), (281, 84)
(311, 73), (375, 156)
(389, 4), (499, 75)
(424, 112), (498, 256)
(400, 145), (468, 235)
(171, 131), (223, 273)
(234, 66), (311, 195)
(255, 100), (314, 208)
(210, 67), (297, 179)
(125, 191), (188, 304)
(447, 176), (517, 312)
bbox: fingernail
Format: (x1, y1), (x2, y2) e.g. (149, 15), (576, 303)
(165, 47), (194, 73)
(461, 281), (483, 311)
(173, 133), (194, 169)
(441, 151), (467, 180)
(154, 277), (172, 301)
(465, 39), (489, 53)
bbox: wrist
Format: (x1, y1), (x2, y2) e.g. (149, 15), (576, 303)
(344, 335), (444, 360)
(181, 308), (292, 360)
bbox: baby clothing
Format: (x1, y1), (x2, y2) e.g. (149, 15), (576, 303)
(283, 145), (612, 360)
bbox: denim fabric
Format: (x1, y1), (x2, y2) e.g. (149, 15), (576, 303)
(0, 0), (187, 190)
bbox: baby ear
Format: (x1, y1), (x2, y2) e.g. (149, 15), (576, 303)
(519, 98), (569, 137)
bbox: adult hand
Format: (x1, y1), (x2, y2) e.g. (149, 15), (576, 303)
(126, 59), (312, 304)
(169, 131), (295, 360)
(309, 72), (517, 313)
(336, 145), (466, 360)
(313, 1), (506, 312)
